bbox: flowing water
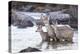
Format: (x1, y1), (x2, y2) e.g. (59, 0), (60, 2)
(11, 25), (78, 53)
(10, 12), (78, 53)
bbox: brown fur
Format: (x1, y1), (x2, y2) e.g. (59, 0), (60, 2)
(40, 15), (57, 41)
(52, 25), (73, 42)
(41, 14), (73, 42)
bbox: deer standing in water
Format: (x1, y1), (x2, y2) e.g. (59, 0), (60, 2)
(40, 14), (57, 42)
(36, 25), (50, 48)
(52, 23), (74, 42)
(41, 14), (73, 42)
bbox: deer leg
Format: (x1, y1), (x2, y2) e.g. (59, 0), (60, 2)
(46, 37), (54, 49)
(36, 40), (45, 49)
(46, 39), (50, 49)
(52, 37), (57, 42)
(40, 40), (45, 46)
(54, 37), (57, 42)
(65, 38), (73, 43)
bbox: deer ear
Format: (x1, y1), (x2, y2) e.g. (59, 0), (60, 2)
(40, 14), (43, 20)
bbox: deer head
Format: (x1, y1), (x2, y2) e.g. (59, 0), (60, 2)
(40, 14), (49, 24)
(36, 25), (43, 32)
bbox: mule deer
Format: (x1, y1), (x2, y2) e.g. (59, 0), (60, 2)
(36, 25), (50, 48)
(41, 14), (73, 42)
(40, 14), (57, 42)
(52, 23), (73, 42)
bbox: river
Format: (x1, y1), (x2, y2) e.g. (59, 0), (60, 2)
(11, 25), (78, 53)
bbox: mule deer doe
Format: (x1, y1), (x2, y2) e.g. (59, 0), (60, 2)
(40, 14), (58, 42)
(52, 23), (74, 42)
(41, 14), (73, 42)
(36, 25), (52, 49)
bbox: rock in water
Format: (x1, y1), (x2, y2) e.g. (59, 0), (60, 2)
(19, 47), (41, 53)
(17, 20), (34, 28)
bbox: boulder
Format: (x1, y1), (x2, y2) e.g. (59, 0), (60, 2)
(11, 10), (35, 28)
(19, 47), (41, 53)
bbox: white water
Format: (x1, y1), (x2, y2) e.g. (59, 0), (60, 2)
(11, 25), (78, 53)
